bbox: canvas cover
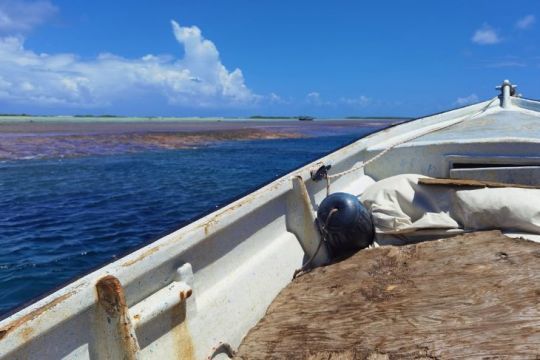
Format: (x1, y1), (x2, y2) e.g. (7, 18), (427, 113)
(360, 174), (540, 235)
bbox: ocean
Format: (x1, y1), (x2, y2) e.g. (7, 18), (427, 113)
(0, 120), (390, 316)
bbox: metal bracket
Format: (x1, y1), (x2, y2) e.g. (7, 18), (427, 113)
(496, 79), (518, 109)
(93, 268), (194, 359)
(310, 164), (332, 182)
(286, 176), (330, 267)
(94, 275), (141, 359)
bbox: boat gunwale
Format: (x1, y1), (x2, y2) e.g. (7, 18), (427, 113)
(0, 121), (391, 322)
(0, 95), (527, 358)
(0, 98), (499, 323)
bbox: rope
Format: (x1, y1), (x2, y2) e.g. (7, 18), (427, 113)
(293, 208), (338, 279)
(207, 342), (236, 359)
(324, 98), (499, 193)
(325, 175), (331, 197)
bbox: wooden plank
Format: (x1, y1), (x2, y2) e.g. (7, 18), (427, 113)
(236, 231), (540, 359)
(418, 177), (538, 189)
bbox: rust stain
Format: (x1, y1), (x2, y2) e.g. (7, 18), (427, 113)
(95, 275), (140, 358)
(172, 303), (195, 360)
(122, 246), (160, 267)
(95, 275), (136, 322)
(161, 180), (267, 248)
(180, 289), (193, 301)
(96, 275), (125, 317)
(203, 222), (212, 236)
(0, 291), (74, 341)
(20, 327), (34, 342)
(168, 184), (265, 244)
(118, 198), (257, 263)
(198, 195), (254, 236)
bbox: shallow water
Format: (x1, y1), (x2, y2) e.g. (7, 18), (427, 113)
(0, 119), (394, 160)
(0, 123), (387, 316)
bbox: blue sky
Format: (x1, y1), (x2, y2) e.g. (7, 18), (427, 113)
(0, 0), (539, 117)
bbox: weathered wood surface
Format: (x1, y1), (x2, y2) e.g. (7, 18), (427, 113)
(236, 231), (540, 359)
(418, 177), (538, 189)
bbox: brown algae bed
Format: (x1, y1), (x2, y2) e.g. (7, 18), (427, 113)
(0, 119), (396, 160)
(0, 121), (301, 160)
(0, 128), (302, 160)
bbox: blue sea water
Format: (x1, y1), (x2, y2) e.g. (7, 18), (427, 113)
(0, 125), (384, 317)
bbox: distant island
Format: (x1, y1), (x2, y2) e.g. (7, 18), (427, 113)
(73, 114), (120, 118)
(249, 115), (411, 121)
(249, 115), (298, 119)
(345, 116), (411, 120)
(0, 113), (411, 121)
(0, 113), (125, 118)
(249, 115), (315, 121)
(0, 113), (33, 117)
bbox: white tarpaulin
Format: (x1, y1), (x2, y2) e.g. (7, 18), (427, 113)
(360, 174), (540, 235)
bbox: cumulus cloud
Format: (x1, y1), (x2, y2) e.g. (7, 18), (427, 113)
(305, 91), (339, 107)
(306, 91), (322, 104)
(267, 92), (291, 105)
(455, 94), (479, 106)
(516, 14), (535, 29)
(0, 20), (259, 109)
(305, 92), (378, 108)
(486, 61), (526, 68)
(339, 95), (371, 107)
(0, 0), (57, 35)
(471, 24), (500, 45)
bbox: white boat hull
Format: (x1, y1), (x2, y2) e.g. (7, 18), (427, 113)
(1, 81), (540, 359)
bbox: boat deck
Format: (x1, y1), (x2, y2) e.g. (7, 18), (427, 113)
(236, 231), (540, 359)
(408, 109), (540, 145)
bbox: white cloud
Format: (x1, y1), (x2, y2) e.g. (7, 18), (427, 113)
(0, 20), (259, 108)
(305, 91), (320, 102)
(455, 94), (479, 106)
(471, 24), (500, 45)
(305, 91), (336, 107)
(305, 92), (377, 108)
(0, 0), (57, 35)
(339, 95), (371, 107)
(267, 92), (290, 104)
(486, 61), (526, 68)
(516, 14), (535, 29)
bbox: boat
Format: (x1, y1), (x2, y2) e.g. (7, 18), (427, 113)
(1, 80), (539, 359)
(298, 116), (315, 121)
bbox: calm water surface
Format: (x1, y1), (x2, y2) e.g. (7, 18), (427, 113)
(0, 123), (387, 316)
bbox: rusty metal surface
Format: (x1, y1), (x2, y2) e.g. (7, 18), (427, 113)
(94, 275), (140, 359)
(0, 291), (74, 341)
(122, 247), (160, 267)
(129, 279), (192, 329)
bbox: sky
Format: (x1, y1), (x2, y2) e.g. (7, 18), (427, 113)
(0, 0), (539, 117)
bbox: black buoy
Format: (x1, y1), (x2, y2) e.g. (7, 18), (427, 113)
(317, 192), (374, 258)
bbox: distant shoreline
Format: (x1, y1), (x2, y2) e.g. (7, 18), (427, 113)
(0, 115), (410, 124)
